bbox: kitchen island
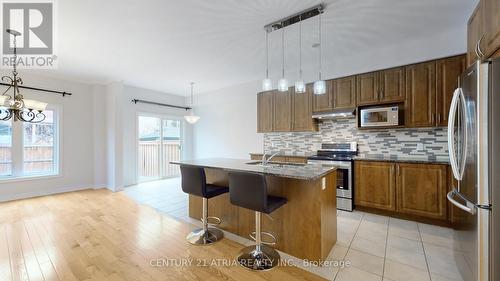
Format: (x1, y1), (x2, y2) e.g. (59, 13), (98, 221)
(171, 158), (338, 261)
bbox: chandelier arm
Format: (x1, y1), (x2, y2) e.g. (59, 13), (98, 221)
(0, 108), (13, 121)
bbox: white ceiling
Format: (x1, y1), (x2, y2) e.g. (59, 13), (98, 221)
(22, 0), (477, 96)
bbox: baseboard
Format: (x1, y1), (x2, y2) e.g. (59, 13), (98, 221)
(0, 184), (108, 203)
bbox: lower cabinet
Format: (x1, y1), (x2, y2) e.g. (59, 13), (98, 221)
(354, 161), (396, 211)
(396, 163), (447, 220)
(355, 160), (449, 223)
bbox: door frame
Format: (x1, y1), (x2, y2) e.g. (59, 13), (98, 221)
(135, 112), (185, 183)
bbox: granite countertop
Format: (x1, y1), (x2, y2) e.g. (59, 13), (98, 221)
(354, 155), (450, 164)
(170, 158), (336, 180)
(249, 152), (314, 158)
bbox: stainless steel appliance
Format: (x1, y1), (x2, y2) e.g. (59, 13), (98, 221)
(359, 105), (402, 128)
(446, 59), (499, 281)
(312, 108), (356, 120)
(307, 142), (357, 211)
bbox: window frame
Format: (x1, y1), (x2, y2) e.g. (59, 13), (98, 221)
(0, 105), (61, 182)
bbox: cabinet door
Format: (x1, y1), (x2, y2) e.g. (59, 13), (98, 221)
(332, 76), (356, 110)
(436, 55), (466, 127)
(396, 163), (447, 220)
(312, 80), (333, 112)
(467, 2), (484, 66)
(379, 67), (405, 103)
(356, 72), (379, 105)
(292, 84), (317, 132)
(484, 0), (500, 58)
(354, 161), (396, 211)
(273, 90), (292, 132)
(406, 61), (437, 127)
(257, 91), (274, 133)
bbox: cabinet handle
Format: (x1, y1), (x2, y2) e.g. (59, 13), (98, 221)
(437, 114), (441, 124)
(396, 165), (400, 176)
(431, 113), (435, 123)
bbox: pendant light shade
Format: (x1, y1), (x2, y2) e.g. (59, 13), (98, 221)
(184, 82), (200, 124)
(313, 12), (326, 95)
(262, 31), (273, 91)
(294, 81), (305, 93)
(278, 27), (288, 92)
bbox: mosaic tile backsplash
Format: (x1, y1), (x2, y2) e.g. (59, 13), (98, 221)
(263, 119), (449, 161)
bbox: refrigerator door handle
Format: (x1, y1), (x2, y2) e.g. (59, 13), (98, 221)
(448, 88), (463, 180)
(447, 189), (476, 215)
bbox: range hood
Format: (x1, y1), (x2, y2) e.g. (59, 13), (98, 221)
(313, 108), (356, 120)
(312, 108), (356, 120)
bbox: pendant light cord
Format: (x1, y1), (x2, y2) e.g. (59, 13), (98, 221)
(281, 27), (285, 78)
(265, 31), (269, 78)
(318, 12), (322, 80)
(190, 82), (194, 106)
(299, 16), (302, 79)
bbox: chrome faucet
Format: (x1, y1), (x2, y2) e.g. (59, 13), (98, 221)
(262, 150), (282, 166)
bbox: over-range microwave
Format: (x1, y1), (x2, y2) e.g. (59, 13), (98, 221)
(359, 105), (402, 128)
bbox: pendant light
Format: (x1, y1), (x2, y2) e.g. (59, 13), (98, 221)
(294, 16), (305, 94)
(184, 82), (200, 124)
(277, 26), (289, 92)
(313, 12), (326, 95)
(262, 31), (272, 91)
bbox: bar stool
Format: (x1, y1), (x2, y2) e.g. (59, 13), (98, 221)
(180, 165), (229, 245)
(228, 171), (287, 271)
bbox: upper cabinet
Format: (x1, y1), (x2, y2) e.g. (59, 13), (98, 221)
(257, 91), (274, 133)
(379, 67), (405, 103)
(405, 61), (437, 128)
(292, 85), (318, 132)
(273, 90), (292, 132)
(356, 72), (379, 105)
(436, 55), (467, 126)
(356, 67), (405, 106)
(257, 87), (317, 133)
(332, 76), (356, 110)
(467, 0), (500, 66)
(312, 80), (333, 112)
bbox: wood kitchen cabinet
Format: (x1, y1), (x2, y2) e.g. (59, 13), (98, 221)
(379, 67), (405, 103)
(273, 89), (292, 132)
(354, 161), (396, 211)
(332, 76), (356, 110)
(292, 84), (318, 132)
(312, 80), (334, 112)
(257, 91), (274, 133)
(356, 72), (379, 106)
(396, 163), (448, 220)
(356, 67), (404, 106)
(468, 1), (484, 67)
(355, 160), (450, 224)
(467, 0), (500, 66)
(436, 55), (467, 126)
(405, 61), (437, 128)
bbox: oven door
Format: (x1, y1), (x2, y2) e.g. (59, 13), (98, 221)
(308, 160), (353, 211)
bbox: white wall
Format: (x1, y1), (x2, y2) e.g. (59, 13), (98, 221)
(193, 80), (263, 159)
(0, 74), (98, 201)
(193, 28), (468, 159)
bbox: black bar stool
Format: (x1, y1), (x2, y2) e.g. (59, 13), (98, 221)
(180, 165), (229, 245)
(228, 171), (287, 271)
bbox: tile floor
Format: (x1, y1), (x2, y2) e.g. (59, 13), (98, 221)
(123, 178), (467, 281)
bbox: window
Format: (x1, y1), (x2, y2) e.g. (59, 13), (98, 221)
(0, 109), (59, 180)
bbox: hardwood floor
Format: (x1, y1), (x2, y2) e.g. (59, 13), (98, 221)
(0, 189), (326, 281)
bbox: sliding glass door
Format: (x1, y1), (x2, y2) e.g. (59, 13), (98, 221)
(137, 115), (181, 182)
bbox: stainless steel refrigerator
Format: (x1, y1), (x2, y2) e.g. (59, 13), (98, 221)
(447, 58), (499, 281)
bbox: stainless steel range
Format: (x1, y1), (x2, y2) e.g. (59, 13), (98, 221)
(307, 142), (357, 211)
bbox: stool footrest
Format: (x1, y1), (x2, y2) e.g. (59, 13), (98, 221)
(249, 231), (277, 246)
(201, 216), (221, 226)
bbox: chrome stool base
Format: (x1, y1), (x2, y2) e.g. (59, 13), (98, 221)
(237, 245), (280, 271)
(186, 227), (224, 245)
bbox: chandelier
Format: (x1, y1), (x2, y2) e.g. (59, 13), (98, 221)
(0, 29), (47, 123)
